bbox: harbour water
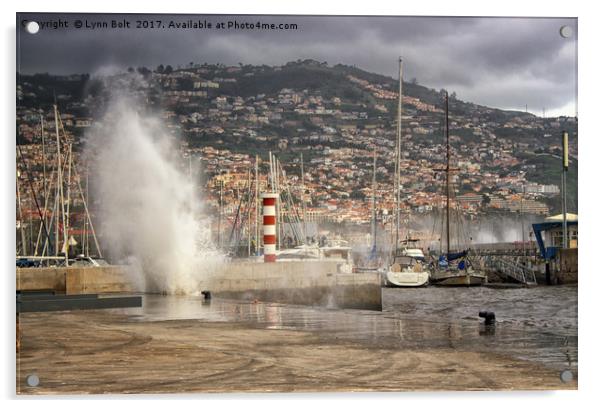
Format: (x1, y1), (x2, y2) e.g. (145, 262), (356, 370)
(118, 284), (577, 374)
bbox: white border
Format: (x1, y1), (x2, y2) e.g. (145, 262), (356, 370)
(3, 1), (599, 406)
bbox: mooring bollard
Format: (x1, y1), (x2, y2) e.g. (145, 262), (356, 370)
(478, 310), (496, 325)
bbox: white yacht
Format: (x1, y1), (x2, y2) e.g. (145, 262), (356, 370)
(385, 253), (430, 287)
(384, 58), (429, 288)
(276, 238), (354, 273)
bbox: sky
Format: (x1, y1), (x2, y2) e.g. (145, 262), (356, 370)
(17, 13), (577, 116)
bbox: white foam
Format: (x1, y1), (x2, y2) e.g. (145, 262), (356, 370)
(85, 94), (225, 294)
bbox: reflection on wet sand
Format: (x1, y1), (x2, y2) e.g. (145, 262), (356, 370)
(119, 285), (577, 372)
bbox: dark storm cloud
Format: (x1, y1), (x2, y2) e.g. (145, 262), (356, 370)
(17, 13), (577, 115)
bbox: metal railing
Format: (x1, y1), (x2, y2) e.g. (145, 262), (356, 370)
(479, 255), (538, 285)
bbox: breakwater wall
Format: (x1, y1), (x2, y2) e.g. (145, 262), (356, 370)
(17, 266), (133, 294)
(16, 261), (382, 311)
(207, 261), (382, 310)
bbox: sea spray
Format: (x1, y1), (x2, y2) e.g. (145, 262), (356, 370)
(85, 95), (224, 294)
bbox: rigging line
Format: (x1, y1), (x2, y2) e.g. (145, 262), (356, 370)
(71, 160), (103, 258)
(32, 129), (71, 255)
(16, 144), (52, 253)
(277, 160), (304, 243)
(42, 137), (74, 256)
(239, 190), (254, 248)
(227, 176), (250, 248)
(236, 174), (255, 249)
(284, 178), (304, 243)
(33, 162), (57, 255)
(41, 191), (59, 257)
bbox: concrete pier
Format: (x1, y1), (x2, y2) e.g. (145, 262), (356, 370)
(16, 260), (382, 310)
(208, 261), (382, 310)
(17, 266), (133, 294)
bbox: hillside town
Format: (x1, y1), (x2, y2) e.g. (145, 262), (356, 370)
(16, 60), (578, 234)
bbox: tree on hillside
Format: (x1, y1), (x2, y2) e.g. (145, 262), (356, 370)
(136, 67), (151, 77)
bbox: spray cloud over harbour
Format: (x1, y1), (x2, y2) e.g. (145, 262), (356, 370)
(85, 89), (224, 294)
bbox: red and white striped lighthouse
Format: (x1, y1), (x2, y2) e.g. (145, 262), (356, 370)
(261, 192), (279, 262)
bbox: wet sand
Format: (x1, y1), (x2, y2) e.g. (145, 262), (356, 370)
(382, 286), (578, 371)
(17, 293), (576, 394)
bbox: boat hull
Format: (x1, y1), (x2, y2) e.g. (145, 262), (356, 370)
(431, 273), (487, 286)
(385, 271), (429, 287)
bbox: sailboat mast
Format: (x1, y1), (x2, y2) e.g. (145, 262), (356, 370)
(300, 153), (307, 244)
(254, 155), (259, 255)
(57, 108), (68, 264)
(65, 143), (73, 258)
(276, 157), (282, 250)
(269, 151), (274, 192)
(217, 179), (223, 248)
(34, 115), (47, 257)
(247, 167), (252, 257)
(395, 57), (403, 251)
(74, 167), (102, 258)
(53, 104), (62, 257)
(40, 115), (47, 256)
(372, 148), (377, 251)
(16, 169), (27, 255)
(85, 168), (89, 256)
(41, 115), (47, 205)
(445, 91), (450, 254)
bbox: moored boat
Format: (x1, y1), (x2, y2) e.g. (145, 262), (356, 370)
(384, 58), (429, 288)
(385, 254), (429, 287)
(430, 91), (486, 287)
(429, 251), (486, 286)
